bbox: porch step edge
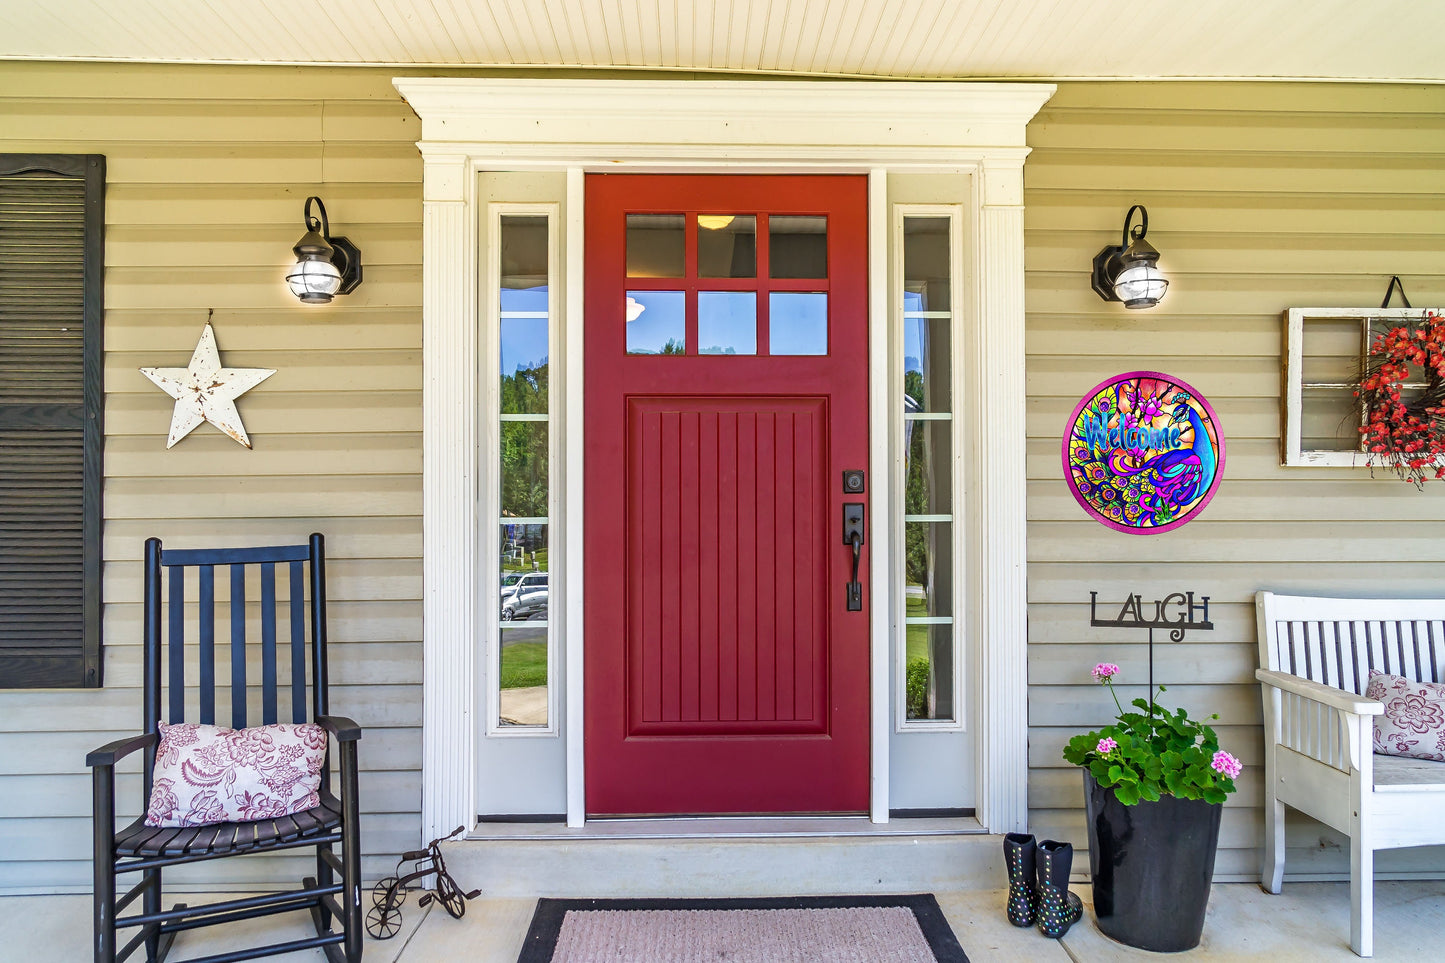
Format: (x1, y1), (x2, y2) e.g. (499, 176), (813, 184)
(442, 833), (1006, 898)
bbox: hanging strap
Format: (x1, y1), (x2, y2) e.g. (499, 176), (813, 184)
(1381, 275), (1412, 309)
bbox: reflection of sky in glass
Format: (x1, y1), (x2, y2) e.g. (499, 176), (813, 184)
(699, 291), (756, 355)
(769, 292), (827, 355)
(626, 290), (685, 354)
(903, 291), (925, 374)
(501, 285), (549, 375)
(502, 318), (549, 375)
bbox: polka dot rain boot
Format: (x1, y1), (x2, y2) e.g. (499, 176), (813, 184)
(1035, 839), (1084, 939)
(1003, 832), (1038, 927)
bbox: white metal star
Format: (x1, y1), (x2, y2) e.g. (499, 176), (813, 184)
(140, 322), (275, 449)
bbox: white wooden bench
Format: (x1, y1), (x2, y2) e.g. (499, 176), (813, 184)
(1256, 591), (1445, 957)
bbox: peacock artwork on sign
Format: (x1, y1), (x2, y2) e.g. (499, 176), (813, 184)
(1062, 371), (1225, 534)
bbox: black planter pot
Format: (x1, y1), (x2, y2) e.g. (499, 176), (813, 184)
(1082, 770), (1223, 952)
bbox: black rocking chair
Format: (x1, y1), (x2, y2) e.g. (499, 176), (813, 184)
(88, 534), (363, 963)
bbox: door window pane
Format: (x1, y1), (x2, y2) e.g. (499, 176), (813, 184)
(903, 316), (951, 411)
(905, 623), (956, 723)
(903, 217), (951, 312)
(904, 419), (952, 515)
(905, 521), (953, 620)
(499, 523), (548, 578)
(500, 422), (548, 517)
(499, 624), (548, 727)
(698, 214), (756, 278)
(501, 317), (549, 414)
(698, 291), (757, 355)
(769, 292), (828, 355)
(769, 215), (828, 279)
(626, 213), (685, 278)
(626, 290), (686, 355)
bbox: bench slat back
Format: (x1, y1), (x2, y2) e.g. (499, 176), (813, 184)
(1257, 592), (1445, 692)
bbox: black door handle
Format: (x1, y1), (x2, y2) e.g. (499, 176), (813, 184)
(843, 503), (864, 611)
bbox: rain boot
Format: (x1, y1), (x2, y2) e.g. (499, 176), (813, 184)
(1036, 839), (1084, 938)
(1003, 832), (1037, 927)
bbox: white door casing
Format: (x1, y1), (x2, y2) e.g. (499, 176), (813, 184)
(397, 78), (1053, 838)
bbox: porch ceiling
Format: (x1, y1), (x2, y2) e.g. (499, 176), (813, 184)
(0, 0), (1441, 83)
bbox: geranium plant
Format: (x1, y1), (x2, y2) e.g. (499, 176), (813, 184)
(1062, 663), (1241, 806)
(1355, 309), (1445, 488)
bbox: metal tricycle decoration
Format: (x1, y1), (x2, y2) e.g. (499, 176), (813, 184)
(366, 826), (481, 939)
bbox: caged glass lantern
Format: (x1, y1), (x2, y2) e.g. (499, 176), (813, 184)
(285, 196), (362, 304)
(1091, 205), (1168, 309)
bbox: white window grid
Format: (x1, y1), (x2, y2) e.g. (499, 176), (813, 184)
(893, 204), (965, 732)
(486, 203), (560, 737)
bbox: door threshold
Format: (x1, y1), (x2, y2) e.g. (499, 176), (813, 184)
(467, 813), (986, 841)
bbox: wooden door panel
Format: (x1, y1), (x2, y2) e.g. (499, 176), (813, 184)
(627, 397), (827, 734)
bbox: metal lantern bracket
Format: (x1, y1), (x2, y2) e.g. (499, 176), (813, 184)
(1089, 589), (1214, 700)
(1091, 204), (1152, 302)
(301, 195), (362, 295)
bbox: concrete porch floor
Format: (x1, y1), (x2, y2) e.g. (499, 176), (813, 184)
(5, 880), (1444, 962)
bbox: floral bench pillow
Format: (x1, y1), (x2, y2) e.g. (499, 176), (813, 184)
(145, 721), (327, 827)
(1366, 671), (1445, 763)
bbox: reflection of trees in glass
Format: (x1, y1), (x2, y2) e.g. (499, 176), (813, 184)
(904, 366), (926, 409)
(501, 360), (549, 518)
(661, 338), (685, 355)
(502, 358), (548, 414)
(501, 422), (548, 517)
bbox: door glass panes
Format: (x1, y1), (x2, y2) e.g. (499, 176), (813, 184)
(500, 422), (548, 517)
(769, 292), (828, 355)
(698, 215), (756, 278)
(494, 212), (553, 730)
(626, 290), (686, 355)
(770, 215), (828, 279)
(626, 214), (685, 278)
(899, 212), (956, 725)
(698, 291), (757, 355)
(904, 419), (952, 515)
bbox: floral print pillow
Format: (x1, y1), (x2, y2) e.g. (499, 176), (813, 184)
(1365, 671), (1445, 762)
(144, 722), (327, 827)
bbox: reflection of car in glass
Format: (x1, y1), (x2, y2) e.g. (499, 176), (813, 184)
(500, 572), (548, 620)
(501, 585), (548, 621)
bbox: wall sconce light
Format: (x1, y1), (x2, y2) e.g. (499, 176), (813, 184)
(285, 196), (362, 304)
(1091, 204), (1167, 309)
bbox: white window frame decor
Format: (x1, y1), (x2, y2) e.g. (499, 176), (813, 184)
(484, 203), (560, 738)
(1282, 307), (1426, 466)
(396, 77), (1053, 839)
(892, 204), (966, 733)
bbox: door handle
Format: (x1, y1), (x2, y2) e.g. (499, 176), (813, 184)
(843, 503), (864, 611)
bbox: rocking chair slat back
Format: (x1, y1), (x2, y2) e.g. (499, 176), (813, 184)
(145, 536), (327, 740)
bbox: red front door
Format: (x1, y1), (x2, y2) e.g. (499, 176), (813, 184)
(584, 174), (869, 815)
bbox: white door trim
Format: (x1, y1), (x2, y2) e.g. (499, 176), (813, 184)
(397, 78), (1052, 839)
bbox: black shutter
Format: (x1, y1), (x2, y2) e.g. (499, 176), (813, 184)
(0, 154), (104, 688)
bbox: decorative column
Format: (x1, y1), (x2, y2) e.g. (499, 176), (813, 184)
(970, 156), (1030, 834)
(420, 153), (478, 842)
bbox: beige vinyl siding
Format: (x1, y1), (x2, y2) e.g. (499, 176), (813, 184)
(1024, 81), (1445, 881)
(0, 62), (423, 890)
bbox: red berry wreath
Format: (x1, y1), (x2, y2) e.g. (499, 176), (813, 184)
(1355, 310), (1445, 488)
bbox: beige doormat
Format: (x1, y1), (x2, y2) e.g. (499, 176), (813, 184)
(517, 894), (968, 963)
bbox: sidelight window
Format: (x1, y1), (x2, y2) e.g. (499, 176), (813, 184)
(489, 208), (557, 734)
(896, 210), (962, 729)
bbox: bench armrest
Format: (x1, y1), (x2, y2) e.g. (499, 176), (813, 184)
(86, 731), (158, 769)
(317, 714), (362, 743)
(1256, 668), (1384, 716)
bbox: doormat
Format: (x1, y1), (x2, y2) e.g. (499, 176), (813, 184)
(516, 894), (968, 963)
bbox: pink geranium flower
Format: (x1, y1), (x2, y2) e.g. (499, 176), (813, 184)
(1092, 663), (1121, 683)
(1096, 737), (1117, 754)
(1211, 750), (1242, 779)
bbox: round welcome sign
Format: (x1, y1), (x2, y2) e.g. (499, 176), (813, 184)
(1062, 371), (1225, 534)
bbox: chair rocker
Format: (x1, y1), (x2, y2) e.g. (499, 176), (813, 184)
(89, 534), (363, 963)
